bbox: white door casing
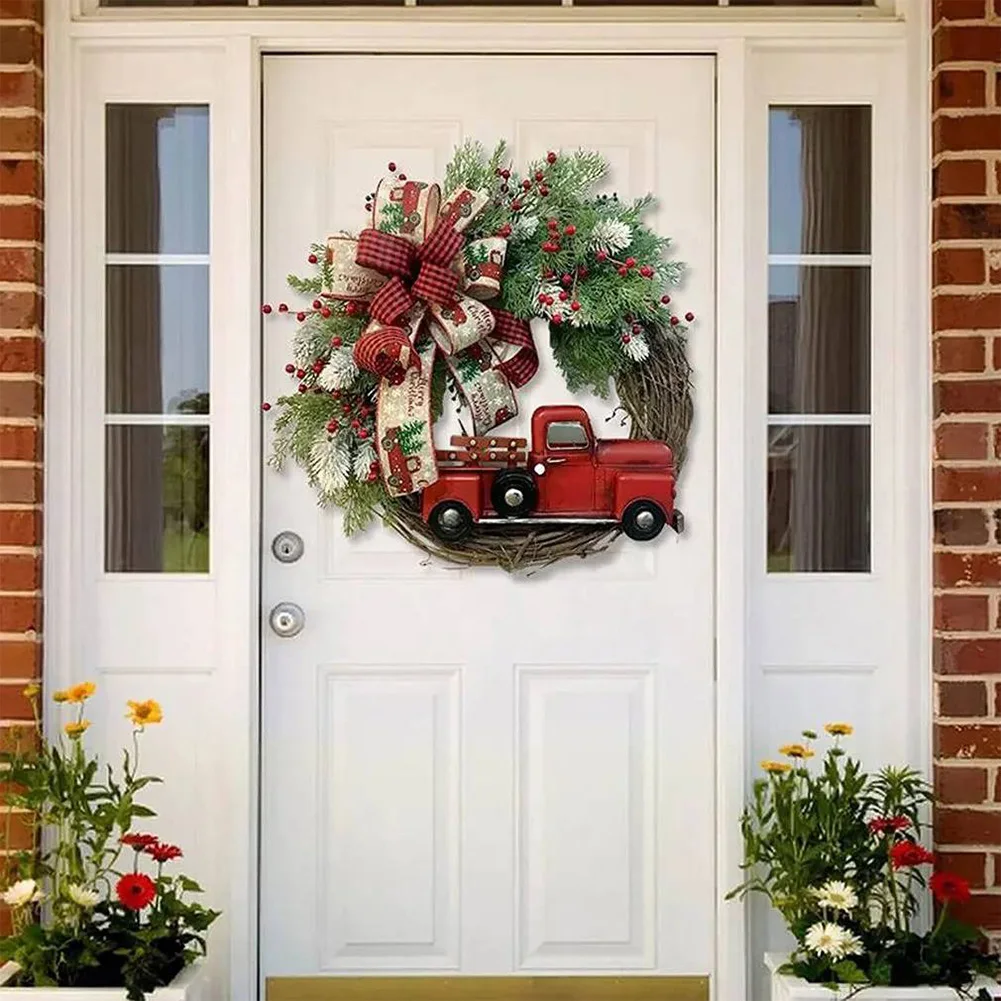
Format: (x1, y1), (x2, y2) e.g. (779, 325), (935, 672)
(261, 54), (716, 982)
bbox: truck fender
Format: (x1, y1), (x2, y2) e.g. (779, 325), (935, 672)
(612, 473), (674, 521)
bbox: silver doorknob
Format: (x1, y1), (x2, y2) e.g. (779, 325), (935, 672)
(269, 602), (305, 638)
(271, 530), (304, 564)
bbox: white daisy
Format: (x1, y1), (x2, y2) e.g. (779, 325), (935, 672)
(839, 931), (865, 958)
(813, 880), (859, 914)
(589, 218), (632, 254)
(67, 883), (100, 908)
(2, 878), (43, 908)
(805, 921), (853, 959)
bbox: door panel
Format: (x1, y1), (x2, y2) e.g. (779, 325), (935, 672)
(262, 54), (716, 987)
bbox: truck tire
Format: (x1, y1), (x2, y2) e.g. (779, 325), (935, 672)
(491, 469), (538, 518)
(621, 499), (666, 541)
(429, 500), (474, 543)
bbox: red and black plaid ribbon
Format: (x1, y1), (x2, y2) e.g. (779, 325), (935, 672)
(369, 276), (413, 326)
(493, 310), (538, 388)
(356, 229), (415, 277)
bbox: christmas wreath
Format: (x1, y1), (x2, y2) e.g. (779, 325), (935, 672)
(262, 141), (694, 572)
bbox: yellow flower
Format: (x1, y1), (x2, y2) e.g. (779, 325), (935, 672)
(825, 722), (854, 737)
(64, 720), (90, 739)
(780, 743), (815, 759)
(52, 690), (70, 703)
(126, 699), (163, 727)
(761, 760), (793, 774)
(22, 683), (40, 700)
(65, 682), (96, 704)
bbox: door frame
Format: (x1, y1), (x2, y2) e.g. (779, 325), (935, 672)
(43, 6), (932, 1000)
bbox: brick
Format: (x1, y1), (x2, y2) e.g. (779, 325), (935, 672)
(0, 297), (39, 333)
(935, 507), (990, 544)
(936, 379), (1001, 414)
(937, 807), (1001, 843)
(940, 679), (989, 715)
(936, 551), (1001, 587)
(934, 245), (987, 283)
(938, 765), (990, 804)
(0, 116), (39, 155)
(0, 202), (41, 242)
(0, 641), (38, 678)
(0, 26), (38, 67)
(934, 25), (1001, 63)
(0, 594), (37, 632)
(0, 465), (39, 504)
(936, 335), (987, 372)
(935, 70), (988, 110)
(0, 335), (41, 372)
(937, 593), (991, 630)
(936, 422), (990, 459)
(951, 893), (1001, 929)
(935, 466), (1001, 502)
(0, 508), (39, 547)
(0, 70), (39, 110)
(0, 724), (38, 755)
(937, 638), (1001, 674)
(0, 248), (40, 285)
(0, 1), (43, 19)
(934, 115), (1001, 156)
(0, 683), (32, 721)
(933, 0), (987, 19)
(0, 159), (41, 199)
(0, 811), (34, 851)
(0, 424), (38, 462)
(0, 379), (41, 418)
(935, 203), (1001, 241)
(996, 425), (1001, 459)
(935, 850), (988, 887)
(0, 553), (39, 591)
(934, 293), (1001, 330)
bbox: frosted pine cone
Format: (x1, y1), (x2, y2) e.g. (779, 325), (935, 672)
(589, 218), (632, 254)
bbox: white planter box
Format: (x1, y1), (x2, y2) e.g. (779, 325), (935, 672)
(767, 953), (1001, 1000)
(0, 962), (206, 1000)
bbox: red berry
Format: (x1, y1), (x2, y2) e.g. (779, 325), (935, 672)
(661, 294), (671, 304)
(360, 405), (371, 417)
(632, 323), (642, 335)
(543, 268), (555, 278)
(521, 180), (531, 191)
(298, 383), (307, 393)
(640, 265), (654, 278)
(511, 200), (522, 211)
(388, 161), (396, 172)
(398, 173), (407, 181)
(321, 307), (331, 318)
(367, 470), (379, 482)
(538, 293), (548, 304)
(312, 361), (324, 374)
(622, 334), (631, 344)
(548, 218), (559, 230)
(311, 300), (321, 310)
(342, 403), (351, 415)
(685, 311), (695, 322)
(544, 295), (555, 306)
(547, 151), (558, 164)
(285, 363), (295, 374)
(625, 257), (636, 268)
(564, 224), (576, 236)
(618, 266), (629, 277)
(670, 315), (679, 326)
(332, 390), (341, 400)
(261, 402), (272, 411)
(358, 428), (369, 439)
(539, 186), (549, 196)
(330, 336), (342, 348)
(296, 368), (305, 379)
(308, 253), (318, 265)
(498, 224), (512, 237)
(551, 313), (563, 325)
(561, 273), (572, 286)
(559, 290), (569, 302)
(577, 266), (588, 278)
(345, 301), (358, 316)
(370, 460), (380, 471)
(327, 420), (339, 433)
(534, 170), (544, 182)
(501, 169), (510, 180)
(570, 300), (581, 312)
(262, 304), (272, 314)
(596, 250), (608, 262)
(351, 419), (360, 429)
(278, 303), (288, 313)
(296, 312), (306, 322)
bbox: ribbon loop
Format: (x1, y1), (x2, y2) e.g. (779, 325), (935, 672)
(369, 276), (415, 325)
(413, 261), (460, 306)
(353, 325), (420, 384)
(418, 218), (465, 268)
(356, 229), (417, 278)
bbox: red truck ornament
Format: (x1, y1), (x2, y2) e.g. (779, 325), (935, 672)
(421, 405), (684, 544)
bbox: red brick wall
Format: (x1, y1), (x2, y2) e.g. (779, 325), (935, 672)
(0, 0), (43, 926)
(932, 0), (1001, 937)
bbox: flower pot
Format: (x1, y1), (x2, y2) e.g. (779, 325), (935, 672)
(0, 961), (206, 1000)
(767, 954), (1001, 1000)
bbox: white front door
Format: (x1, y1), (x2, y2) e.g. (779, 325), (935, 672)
(261, 53), (716, 990)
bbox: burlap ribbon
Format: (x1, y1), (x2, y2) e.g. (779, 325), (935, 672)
(325, 178), (537, 497)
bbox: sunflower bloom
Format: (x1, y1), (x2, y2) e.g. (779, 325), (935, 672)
(65, 682), (96, 704)
(825, 722), (854, 736)
(64, 720), (90, 739)
(127, 699), (163, 727)
(779, 743), (815, 759)
(761, 760), (793, 774)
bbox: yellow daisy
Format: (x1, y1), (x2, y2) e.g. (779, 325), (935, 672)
(825, 722), (854, 737)
(779, 743), (815, 759)
(64, 720), (90, 739)
(126, 699), (163, 728)
(22, 683), (40, 700)
(761, 760), (793, 774)
(65, 682), (96, 704)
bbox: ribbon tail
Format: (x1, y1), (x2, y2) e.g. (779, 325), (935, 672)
(491, 310), (539, 389)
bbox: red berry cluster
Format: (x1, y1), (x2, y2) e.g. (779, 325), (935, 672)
(495, 150), (559, 217)
(365, 161), (409, 214)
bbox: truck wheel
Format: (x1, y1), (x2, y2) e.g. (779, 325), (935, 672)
(622, 500), (666, 541)
(429, 501), (474, 543)
(491, 469), (538, 518)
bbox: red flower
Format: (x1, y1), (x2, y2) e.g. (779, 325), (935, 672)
(148, 842), (183, 863)
(116, 873), (156, 911)
(889, 840), (935, 869)
(869, 815), (911, 835)
(930, 871), (971, 904)
(121, 833), (159, 851)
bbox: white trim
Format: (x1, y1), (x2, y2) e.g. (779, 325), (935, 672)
(103, 414), (211, 425)
(104, 253), (211, 265)
(767, 253), (871, 266)
(766, 413), (872, 425)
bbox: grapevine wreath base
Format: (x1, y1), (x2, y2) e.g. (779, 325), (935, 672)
(262, 142), (695, 574)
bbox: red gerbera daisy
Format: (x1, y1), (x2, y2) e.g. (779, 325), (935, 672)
(148, 842), (183, 863)
(889, 840), (935, 869)
(930, 871), (971, 904)
(121, 833), (159, 851)
(116, 873), (156, 910)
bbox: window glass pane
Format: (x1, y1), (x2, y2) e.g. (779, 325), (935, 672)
(105, 425), (209, 573)
(106, 105), (209, 254)
(768, 107), (871, 255)
(769, 265), (870, 414)
(106, 265), (209, 415)
(767, 424), (870, 573)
